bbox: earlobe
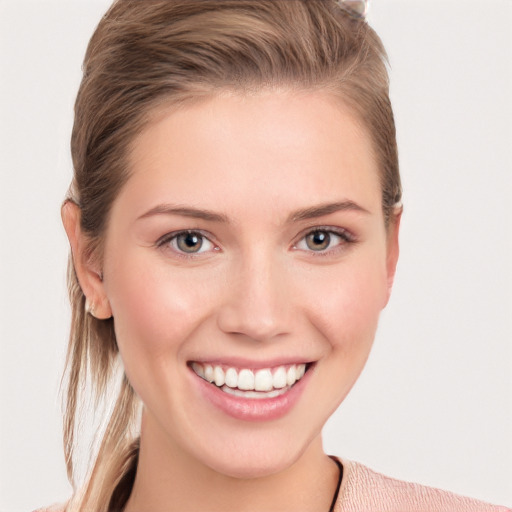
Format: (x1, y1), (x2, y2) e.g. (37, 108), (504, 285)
(384, 208), (402, 304)
(61, 200), (112, 319)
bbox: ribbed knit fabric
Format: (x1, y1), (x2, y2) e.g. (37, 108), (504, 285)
(335, 459), (511, 512)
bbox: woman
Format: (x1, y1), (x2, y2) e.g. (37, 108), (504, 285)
(37, 0), (510, 511)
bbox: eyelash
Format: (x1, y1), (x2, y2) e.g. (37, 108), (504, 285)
(156, 227), (356, 259)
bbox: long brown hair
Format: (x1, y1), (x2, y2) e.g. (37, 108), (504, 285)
(64, 1), (401, 510)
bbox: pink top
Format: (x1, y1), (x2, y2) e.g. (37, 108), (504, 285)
(35, 459), (511, 512)
(335, 459), (511, 512)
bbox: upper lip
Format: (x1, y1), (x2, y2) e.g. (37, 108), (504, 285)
(187, 357), (315, 370)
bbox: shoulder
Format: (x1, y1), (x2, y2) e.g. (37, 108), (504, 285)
(335, 458), (511, 512)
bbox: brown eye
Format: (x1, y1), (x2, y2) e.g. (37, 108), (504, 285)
(305, 230), (331, 251)
(175, 232), (204, 253)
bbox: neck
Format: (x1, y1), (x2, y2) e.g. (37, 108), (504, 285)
(124, 411), (339, 512)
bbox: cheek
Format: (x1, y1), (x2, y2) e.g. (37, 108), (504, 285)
(302, 252), (388, 352)
(104, 252), (211, 384)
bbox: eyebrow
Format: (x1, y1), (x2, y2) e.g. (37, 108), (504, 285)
(287, 200), (370, 222)
(137, 204), (228, 223)
(137, 200), (369, 224)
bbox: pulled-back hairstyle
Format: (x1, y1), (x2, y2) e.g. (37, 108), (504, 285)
(64, 1), (401, 510)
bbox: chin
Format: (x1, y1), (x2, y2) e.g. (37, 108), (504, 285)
(203, 448), (299, 480)
(190, 425), (316, 480)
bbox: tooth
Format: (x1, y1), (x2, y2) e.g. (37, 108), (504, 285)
(192, 362), (205, 378)
(198, 363), (305, 390)
(204, 364), (214, 383)
(273, 366), (287, 389)
(238, 369), (255, 390)
(286, 365), (297, 386)
(254, 369), (273, 391)
(214, 366), (225, 387)
(225, 367), (238, 388)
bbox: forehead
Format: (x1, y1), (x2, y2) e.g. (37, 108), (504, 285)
(121, 90), (381, 221)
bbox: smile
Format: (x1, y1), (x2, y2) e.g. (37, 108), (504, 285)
(191, 362), (307, 399)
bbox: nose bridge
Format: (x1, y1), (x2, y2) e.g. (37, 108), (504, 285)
(217, 246), (290, 341)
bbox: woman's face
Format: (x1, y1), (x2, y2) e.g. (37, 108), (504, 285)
(99, 90), (399, 478)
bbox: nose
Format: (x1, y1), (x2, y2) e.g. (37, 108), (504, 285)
(216, 251), (292, 342)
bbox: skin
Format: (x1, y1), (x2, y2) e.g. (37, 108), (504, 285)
(63, 90), (400, 512)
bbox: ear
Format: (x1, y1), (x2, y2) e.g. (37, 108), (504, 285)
(61, 200), (112, 319)
(384, 207), (402, 305)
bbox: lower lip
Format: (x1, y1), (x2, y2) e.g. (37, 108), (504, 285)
(191, 366), (312, 422)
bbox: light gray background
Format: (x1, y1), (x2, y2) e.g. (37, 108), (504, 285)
(0, 1), (511, 510)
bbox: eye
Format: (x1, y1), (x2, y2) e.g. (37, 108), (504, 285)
(158, 230), (215, 255)
(294, 228), (354, 253)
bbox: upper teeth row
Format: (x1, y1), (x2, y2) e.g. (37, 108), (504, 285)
(191, 363), (307, 391)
